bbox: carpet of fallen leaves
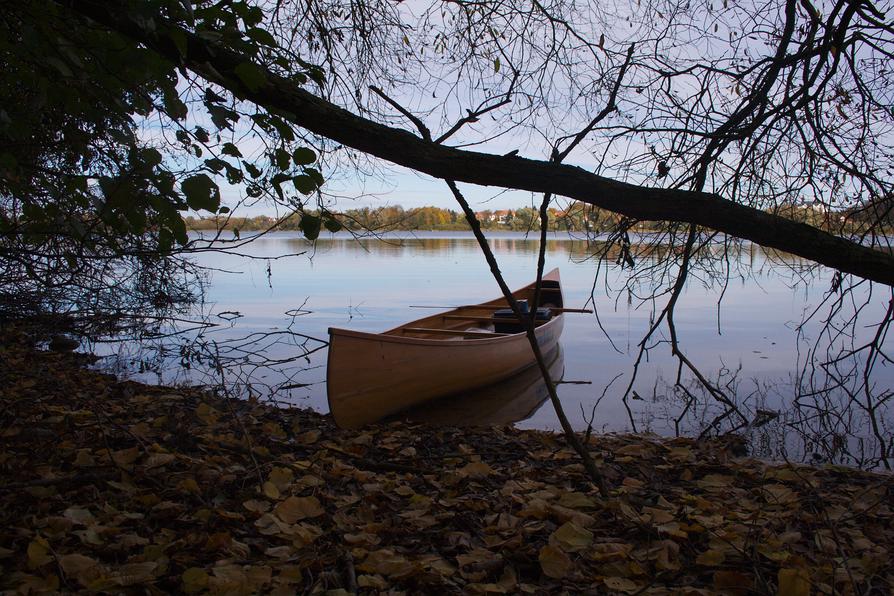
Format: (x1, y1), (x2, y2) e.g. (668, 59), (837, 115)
(1, 336), (893, 595)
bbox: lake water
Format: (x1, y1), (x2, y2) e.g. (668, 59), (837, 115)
(106, 231), (893, 468)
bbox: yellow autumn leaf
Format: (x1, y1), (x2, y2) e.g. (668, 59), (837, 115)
(615, 443), (650, 456)
(551, 521), (593, 552)
(264, 545), (293, 559)
(245, 565), (272, 589)
(604, 576), (640, 593)
(778, 567), (811, 596)
(88, 561), (157, 589)
(538, 544), (572, 579)
(177, 477), (200, 494)
(358, 574), (389, 589)
(558, 491), (597, 509)
(273, 495), (324, 523)
(359, 549), (418, 577)
(460, 461), (494, 478)
(656, 521), (688, 538)
(63, 507), (95, 526)
(181, 567), (209, 593)
(590, 542), (632, 562)
(761, 483), (799, 505)
(27, 537), (52, 569)
(111, 446), (140, 466)
(696, 549), (726, 566)
(59, 553), (100, 585)
(262, 481), (280, 500)
(643, 506), (675, 525)
(268, 466), (294, 491)
(195, 402), (219, 425)
(714, 570), (753, 592)
(144, 452), (176, 468)
(296, 429), (320, 444)
(456, 547), (500, 568)
(698, 474), (734, 489)
(73, 449), (95, 467)
(243, 499), (270, 513)
(261, 421), (286, 438)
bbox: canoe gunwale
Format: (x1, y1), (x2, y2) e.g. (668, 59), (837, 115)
(327, 316), (560, 347)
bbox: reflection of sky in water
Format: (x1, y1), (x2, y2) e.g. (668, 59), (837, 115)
(119, 231), (892, 465)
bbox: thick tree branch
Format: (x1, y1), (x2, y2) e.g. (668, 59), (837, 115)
(63, 0), (894, 286)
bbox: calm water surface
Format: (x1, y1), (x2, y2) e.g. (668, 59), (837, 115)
(113, 231), (893, 466)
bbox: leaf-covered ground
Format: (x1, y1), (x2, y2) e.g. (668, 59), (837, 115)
(1, 336), (892, 594)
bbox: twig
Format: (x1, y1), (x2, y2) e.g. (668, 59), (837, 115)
(0, 470), (117, 492)
(343, 551), (357, 593)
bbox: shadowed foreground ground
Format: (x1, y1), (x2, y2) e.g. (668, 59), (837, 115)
(1, 336), (891, 594)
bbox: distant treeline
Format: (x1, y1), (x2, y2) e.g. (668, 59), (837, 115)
(185, 203), (647, 233)
(185, 200), (893, 235)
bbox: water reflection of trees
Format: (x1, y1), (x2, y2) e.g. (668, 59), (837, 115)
(630, 368), (892, 470)
(289, 234), (847, 265)
(578, 227), (892, 471)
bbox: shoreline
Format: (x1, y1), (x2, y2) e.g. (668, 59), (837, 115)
(1, 337), (891, 593)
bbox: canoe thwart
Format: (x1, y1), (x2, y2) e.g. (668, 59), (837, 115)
(442, 314), (547, 324)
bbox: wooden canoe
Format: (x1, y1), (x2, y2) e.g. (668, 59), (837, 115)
(327, 268), (565, 428)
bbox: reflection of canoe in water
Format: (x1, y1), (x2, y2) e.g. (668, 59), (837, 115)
(396, 345), (563, 427)
(327, 269), (565, 429)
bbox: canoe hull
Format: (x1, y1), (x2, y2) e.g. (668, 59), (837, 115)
(327, 269), (564, 428)
(398, 344), (564, 427)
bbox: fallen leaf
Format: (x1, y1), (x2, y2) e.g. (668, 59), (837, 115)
(360, 549), (418, 577)
(557, 491), (597, 509)
(274, 496), (324, 523)
(777, 567), (810, 596)
(696, 549), (726, 566)
(604, 576), (640, 593)
(181, 567), (209, 593)
(145, 452), (176, 468)
(27, 537), (52, 570)
(243, 499), (271, 513)
(268, 466), (294, 491)
(460, 462), (494, 478)
(538, 544), (572, 579)
(551, 521), (593, 552)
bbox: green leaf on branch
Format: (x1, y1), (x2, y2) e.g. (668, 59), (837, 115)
(244, 162), (262, 179)
(234, 62), (266, 92)
(324, 217), (342, 233)
(221, 142), (242, 158)
(181, 174), (220, 212)
(304, 167), (324, 186)
(140, 148), (163, 168)
(207, 105), (239, 131)
(299, 214), (322, 240)
(292, 175), (316, 195)
(274, 148), (291, 171)
(204, 158), (227, 173)
(292, 147), (316, 165)
(246, 28), (277, 47)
